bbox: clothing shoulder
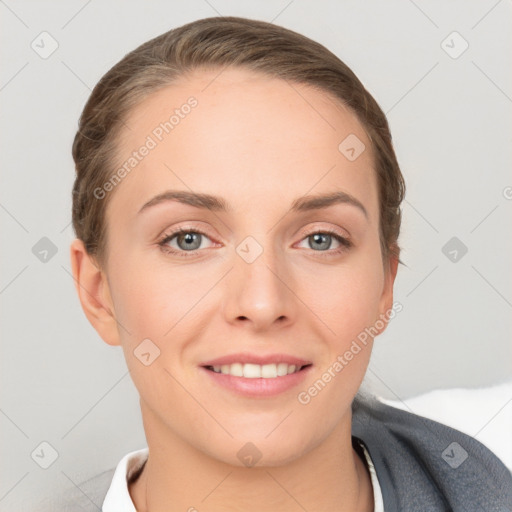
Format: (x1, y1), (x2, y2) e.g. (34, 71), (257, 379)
(352, 390), (512, 512)
(34, 468), (115, 512)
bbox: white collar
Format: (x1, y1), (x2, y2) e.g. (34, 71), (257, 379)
(102, 445), (384, 511)
(102, 447), (148, 511)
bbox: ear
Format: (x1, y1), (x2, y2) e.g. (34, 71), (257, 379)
(69, 238), (121, 346)
(375, 252), (400, 335)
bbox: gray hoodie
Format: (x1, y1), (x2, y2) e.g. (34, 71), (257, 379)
(351, 390), (512, 511)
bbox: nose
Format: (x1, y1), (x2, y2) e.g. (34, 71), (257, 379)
(222, 237), (296, 332)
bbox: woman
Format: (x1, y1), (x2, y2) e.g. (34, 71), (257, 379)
(67, 16), (512, 511)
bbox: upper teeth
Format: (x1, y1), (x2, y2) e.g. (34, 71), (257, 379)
(211, 363), (303, 378)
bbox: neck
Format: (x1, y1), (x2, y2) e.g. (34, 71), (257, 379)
(130, 402), (374, 512)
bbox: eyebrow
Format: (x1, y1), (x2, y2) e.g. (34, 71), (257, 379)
(138, 190), (368, 219)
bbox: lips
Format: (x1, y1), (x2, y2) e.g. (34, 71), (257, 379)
(200, 361), (313, 397)
(199, 353), (314, 396)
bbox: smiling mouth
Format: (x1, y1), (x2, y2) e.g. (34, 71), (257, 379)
(203, 362), (312, 379)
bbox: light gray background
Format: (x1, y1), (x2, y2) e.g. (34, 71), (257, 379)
(1, 0), (511, 509)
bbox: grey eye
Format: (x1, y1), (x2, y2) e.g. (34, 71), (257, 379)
(176, 232), (203, 251)
(308, 233), (334, 251)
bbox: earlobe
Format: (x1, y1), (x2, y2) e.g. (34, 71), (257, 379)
(69, 238), (121, 346)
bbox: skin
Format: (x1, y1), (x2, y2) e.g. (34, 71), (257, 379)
(71, 67), (398, 511)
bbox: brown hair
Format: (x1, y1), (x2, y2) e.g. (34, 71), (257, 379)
(72, 16), (405, 270)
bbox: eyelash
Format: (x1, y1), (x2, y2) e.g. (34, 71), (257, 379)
(157, 227), (353, 259)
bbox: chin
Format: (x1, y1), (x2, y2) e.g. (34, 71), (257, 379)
(204, 431), (318, 469)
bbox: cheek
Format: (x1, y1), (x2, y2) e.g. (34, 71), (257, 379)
(108, 252), (201, 336)
(296, 261), (384, 413)
(111, 260), (194, 407)
(301, 256), (385, 343)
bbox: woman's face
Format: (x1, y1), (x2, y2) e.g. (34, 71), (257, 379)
(93, 67), (396, 466)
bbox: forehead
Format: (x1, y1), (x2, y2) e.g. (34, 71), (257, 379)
(108, 67), (378, 222)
